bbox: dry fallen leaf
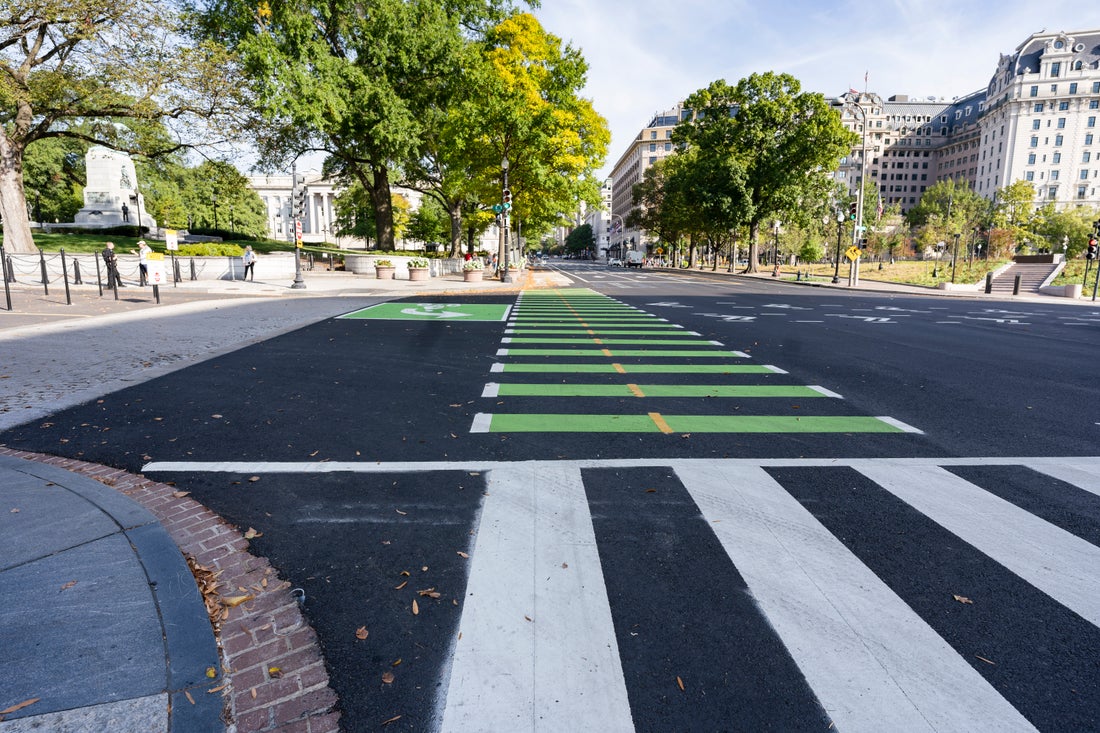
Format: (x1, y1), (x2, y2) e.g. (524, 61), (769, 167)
(243, 528), (262, 539)
(396, 509), (407, 516)
(211, 414), (223, 419)
(184, 691), (195, 705)
(309, 450), (319, 457)
(250, 688), (257, 699)
(524, 615), (532, 622)
(392, 659), (402, 667)
(222, 594), (253, 608)
(268, 666), (282, 678)
(206, 666), (217, 678)
(976, 655), (996, 665)
(356, 626), (369, 640)
(400, 570), (410, 577)
(0, 699), (39, 715)
(677, 676), (685, 691)
(381, 672), (395, 684)
(953, 595), (973, 605)
(418, 588), (441, 599)
(412, 600), (419, 615)
(172, 491), (190, 498)
(395, 580), (408, 590)
(645, 489), (657, 494)
(60, 580), (77, 591)
(382, 715), (402, 726)
(248, 476), (261, 483)
(456, 551), (469, 559)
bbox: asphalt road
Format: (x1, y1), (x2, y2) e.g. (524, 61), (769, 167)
(4, 264), (1100, 731)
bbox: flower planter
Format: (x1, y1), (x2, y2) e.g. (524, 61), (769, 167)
(408, 267), (430, 281)
(463, 269), (483, 282)
(375, 266), (395, 280)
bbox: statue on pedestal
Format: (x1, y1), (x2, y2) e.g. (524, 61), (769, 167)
(73, 146), (157, 231)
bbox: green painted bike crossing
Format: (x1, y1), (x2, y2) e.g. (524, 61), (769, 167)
(473, 288), (923, 437)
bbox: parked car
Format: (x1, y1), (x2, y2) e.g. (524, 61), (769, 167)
(625, 251), (645, 268)
(608, 258), (623, 267)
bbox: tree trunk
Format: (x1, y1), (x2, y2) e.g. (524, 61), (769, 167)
(448, 200), (463, 258)
(368, 164), (395, 251)
(0, 132), (34, 254)
(744, 221), (761, 273)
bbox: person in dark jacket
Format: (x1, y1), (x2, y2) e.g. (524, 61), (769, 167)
(102, 241), (124, 288)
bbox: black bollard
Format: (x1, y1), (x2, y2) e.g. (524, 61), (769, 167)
(39, 250), (49, 295)
(1013, 274), (1021, 295)
(73, 258), (83, 285)
(190, 258), (197, 281)
(228, 256), (235, 281)
(172, 254), (180, 286)
(153, 283), (160, 304)
(985, 272), (993, 294)
(60, 248), (72, 305)
(0, 246), (10, 311)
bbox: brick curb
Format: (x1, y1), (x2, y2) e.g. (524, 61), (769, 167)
(0, 448), (341, 733)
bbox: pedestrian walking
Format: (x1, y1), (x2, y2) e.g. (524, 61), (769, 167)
(132, 240), (151, 285)
(242, 245), (256, 281)
(102, 241), (124, 288)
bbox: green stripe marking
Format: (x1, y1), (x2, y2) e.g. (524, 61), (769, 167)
(495, 364), (774, 373)
(504, 337), (715, 345)
(507, 329), (688, 336)
(476, 414), (906, 433)
(498, 349), (747, 358)
(491, 384), (828, 398)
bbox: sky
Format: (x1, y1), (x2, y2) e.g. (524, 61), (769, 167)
(532, 0), (1098, 180)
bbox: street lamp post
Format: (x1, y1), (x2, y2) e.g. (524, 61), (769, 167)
(833, 211), (844, 283)
(290, 161), (306, 289)
(838, 91), (870, 286)
(501, 157), (512, 283)
(771, 220), (781, 276)
(212, 192), (218, 230)
(951, 232), (961, 283)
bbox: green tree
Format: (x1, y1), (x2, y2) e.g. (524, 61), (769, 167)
(563, 222), (594, 257)
(407, 196), (450, 249)
(463, 13), (609, 266)
(993, 180), (1039, 251)
(193, 0), (520, 252)
(1, 0), (239, 253)
(1037, 206), (1097, 257)
(674, 73), (856, 272)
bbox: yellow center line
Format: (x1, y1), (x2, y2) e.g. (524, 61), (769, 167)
(612, 363), (627, 374)
(648, 412), (674, 434)
(601, 348), (614, 357)
(586, 329), (596, 336)
(627, 384), (645, 398)
(593, 338), (604, 345)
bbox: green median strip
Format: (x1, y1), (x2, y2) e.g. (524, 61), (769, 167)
(471, 413), (915, 434)
(491, 364), (776, 374)
(497, 348), (749, 358)
(483, 383), (833, 398)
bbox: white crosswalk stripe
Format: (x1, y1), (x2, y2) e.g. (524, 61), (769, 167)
(144, 456), (1100, 731)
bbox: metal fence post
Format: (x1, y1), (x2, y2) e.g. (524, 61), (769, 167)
(38, 249), (49, 295)
(95, 254), (103, 296)
(0, 245), (11, 311)
(73, 258), (83, 285)
(60, 248), (72, 305)
(190, 258), (197, 280)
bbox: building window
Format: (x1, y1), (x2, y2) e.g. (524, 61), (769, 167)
(1090, 117), (1097, 128)
(1082, 169), (1090, 180)
(1025, 171), (1035, 181)
(1030, 85), (1039, 97)
(1057, 117), (1066, 129)
(1051, 170), (1060, 181)
(1034, 103), (1044, 113)
(1049, 187), (1058, 200)
(649, 143), (656, 152)
(649, 156), (657, 165)
(1028, 153), (1036, 164)
(1079, 185), (1088, 199)
(1094, 82), (1100, 94)
(1032, 119), (1041, 130)
(1054, 152), (1062, 164)
(650, 131), (657, 139)
(1085, 152), (1092, 163)
(1071, 83), (1079, 94)
(1059, 101), (1070, 111)
(1088, 134), (1095, 145)
(1056, 134), (1064, 146)
(1031, 136), (1039, 147)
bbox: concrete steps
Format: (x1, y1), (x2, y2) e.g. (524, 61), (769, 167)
(988, 263), (1059, 294)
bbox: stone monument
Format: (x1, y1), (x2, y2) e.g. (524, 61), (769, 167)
(73, 146), (157, 230)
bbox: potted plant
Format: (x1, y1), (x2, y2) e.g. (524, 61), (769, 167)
(374, 259), (395, 279)
(408, 256), (431, 281)
(462, 258), (484, 282)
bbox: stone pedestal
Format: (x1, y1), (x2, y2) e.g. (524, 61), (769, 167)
(73, 146), (157, 230)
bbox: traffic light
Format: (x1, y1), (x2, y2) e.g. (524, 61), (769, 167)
(849, 202), (857, 221)
(860, 238), (868, 249)
(502, 188), (512, 210)
(293, 188), (307, 218)
(1088, 237), (1098, 260)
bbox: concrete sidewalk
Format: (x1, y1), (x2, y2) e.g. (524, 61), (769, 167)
(0, 265), (571, 733)
(0, 452), (222, 732)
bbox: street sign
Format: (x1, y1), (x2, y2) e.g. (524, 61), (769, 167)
(339, 303), (512, 321)
(845, 246), (861, 262)
(165, 230), (179, 251)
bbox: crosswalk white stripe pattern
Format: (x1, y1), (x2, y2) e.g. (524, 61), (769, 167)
(440, 463), (633, 732)
(1030, 459), (1100, 499)
(853, 461), (1100, 629)
(675, 462), (1036, 733)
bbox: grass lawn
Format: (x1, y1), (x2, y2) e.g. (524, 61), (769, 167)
(1052, 260), (1100, 288)
(0, 231), (303, 255)
(778, 259), (1010, 287)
